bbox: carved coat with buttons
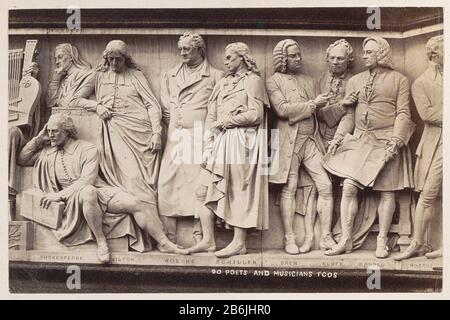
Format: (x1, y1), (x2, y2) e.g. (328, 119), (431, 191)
(333, 67), (414, 190)
(412, 62), (443, 192)
(158, 60), (224, 217)
(266, 72), (324, 184)
(316, 70), (353, 143)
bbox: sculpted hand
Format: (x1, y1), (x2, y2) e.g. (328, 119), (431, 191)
(52, 68), (67, 80)
(22, 62), (39, 78)
(342, 91), (359, 107)
(327, 135), (344, 155)
(40, 193), (62, 209)
(313, 93), (332, 107)
(221, 116), (235, 129)
(384, 137), (403, 162)
(37, 124), (51, 145)
(309, 102), (317, 114)
(201, 148), (212, 168)
(149, 134), (162, 153)
(210, 120), (224, 130)
(384, 149), (396, 163)
(96, 104), (112, 120)
(230, 105), (247, 116)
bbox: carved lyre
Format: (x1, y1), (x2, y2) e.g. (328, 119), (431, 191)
(8, 40), (41, 127)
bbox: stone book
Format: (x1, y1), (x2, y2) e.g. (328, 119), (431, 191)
(20, 189), (64, 230)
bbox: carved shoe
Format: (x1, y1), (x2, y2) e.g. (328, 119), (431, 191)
(324, 237), (352, 256)
(284, 233), (299, 255)
(319, 233), (337, 251)
(97, 240), (111, 264)
(375, 236), (389, 259)
(215, 243), (247, 258)
(425, 248), (442, 259)
(299, 237), (313, 253)
(394, 240), (422, 261)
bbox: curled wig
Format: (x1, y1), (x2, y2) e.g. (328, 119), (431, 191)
(225, 42), (260, 75)
(363, 36), (394, 69)
(326, 39), (354, 69)
(425, 35), (444, 61)
(272, 39), (300, 73)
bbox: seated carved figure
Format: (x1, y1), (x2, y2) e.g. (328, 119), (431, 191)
(46, 43), (93, 109)
(10, 43), (91, 200)
(18, 114), (188, 264)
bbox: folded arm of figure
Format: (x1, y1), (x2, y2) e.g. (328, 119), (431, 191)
(222, 77), (265, 128)
(46, 71), (65, 109)
(68, 72), (99, 111)
(412, 80), (442, 127)
(17, 135), (47, 167)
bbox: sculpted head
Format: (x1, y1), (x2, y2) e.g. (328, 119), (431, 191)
(362, 36), (393, 70)
(178, 32), (206, 67)
(273, 39), (302, 74)
(426, 35), (444, 67)
(100, 40), (138, 73)
(224, 42), (260, 75)
(326, 39), (354, 76)
(54, 43), (91, 75)
(46, 114), (78, 148)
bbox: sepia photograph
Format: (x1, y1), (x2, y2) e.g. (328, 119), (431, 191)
(4, 1), (445, 295)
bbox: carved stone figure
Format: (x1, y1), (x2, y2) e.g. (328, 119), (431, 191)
(10, 44), (91, 221)
(189, 42), (269, 257)
(317, 39), (355, 143)
(70, 40), (187, 255)
(70, 40), (162, 213)
(395, 35), (443, 261)
(11, 43), (91, 201)
(18, 114), (109, 263)
(266, 39), (335, 255)
(294, 39), (355, 253)
(46, 43), (93, 109)
(158, 32), (224, 246)
(19, 114), (188, 262)
(323, 36), (415, 258)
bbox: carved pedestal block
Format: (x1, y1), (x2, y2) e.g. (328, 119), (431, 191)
(33, 223), (129, 252)
(20, 189), (64, 229)
(9, 221), (34, 251)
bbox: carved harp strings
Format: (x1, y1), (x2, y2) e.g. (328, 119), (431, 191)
(8, 48), (24, 111)
(9, 40), (37, 112)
